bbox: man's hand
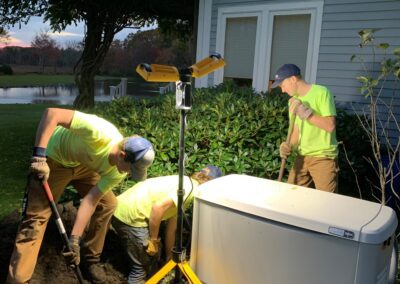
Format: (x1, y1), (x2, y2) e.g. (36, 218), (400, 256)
(289, 98), (313, 120)
(146, 238), (160, 256)
(62, 235), (81, 267)
(279, 142), (292, 159)
(30, 156), (50, 182)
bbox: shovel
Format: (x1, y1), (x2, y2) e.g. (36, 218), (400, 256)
(278, 114), (296, 182)
(41, 181), (84, 284)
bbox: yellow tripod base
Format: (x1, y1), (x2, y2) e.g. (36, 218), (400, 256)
(146, 259), (202, 284)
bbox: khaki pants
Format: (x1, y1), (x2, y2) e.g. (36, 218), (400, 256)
(7, 158), (117, 284)
(288, 156), (339, 193)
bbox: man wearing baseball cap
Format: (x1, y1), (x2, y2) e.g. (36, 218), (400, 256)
(111, 165), (223, 283)
(7, 108), (155, 284)
(272, 64), (339, 193)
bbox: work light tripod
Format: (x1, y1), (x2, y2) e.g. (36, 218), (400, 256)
(136, 54), (225, 284)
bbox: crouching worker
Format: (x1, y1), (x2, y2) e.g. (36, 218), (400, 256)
(7, 108), (155, 284)
(111, 165), (223, 284)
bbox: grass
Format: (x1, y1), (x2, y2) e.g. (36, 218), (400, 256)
(0, 74), (76, 87)
(0, 104), (68, 220)
(0, 102), (399, 281)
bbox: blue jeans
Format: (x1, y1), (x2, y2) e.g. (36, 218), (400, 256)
(111, 216), (160, 284)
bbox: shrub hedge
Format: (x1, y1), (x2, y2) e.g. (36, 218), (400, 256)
(0, 64), (13, 75)
(91, 82), (371, 198)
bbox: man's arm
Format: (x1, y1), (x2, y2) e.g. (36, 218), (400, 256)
(71, 186), (104, 237)
(307, 115), (336, 133)
(164, 217), (177, 261)
(35, 108), (75, 148)
(289, 98), (336, 133)
(149, 197), (175, 241)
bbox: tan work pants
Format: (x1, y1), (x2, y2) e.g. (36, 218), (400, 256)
(288, 156), (339, 193)
(7, 158), (117, 284)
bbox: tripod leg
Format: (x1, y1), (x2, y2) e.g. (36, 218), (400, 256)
(178, 262), (202, 284)
(146, 260), (177, 284)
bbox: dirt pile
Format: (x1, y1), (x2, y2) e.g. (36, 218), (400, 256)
(0, 202), (128, 283)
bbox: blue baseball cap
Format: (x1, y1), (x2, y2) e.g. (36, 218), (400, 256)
(201, 165), (223, 179)
(124, 137), (155, 181)
(271, 64), (301, 88)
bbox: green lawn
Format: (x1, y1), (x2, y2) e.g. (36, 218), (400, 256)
(0, 104), (69, 220)
(0, 74), (76, 87)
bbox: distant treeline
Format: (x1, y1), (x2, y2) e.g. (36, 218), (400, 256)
(0, 45), (81, 74)
(0, 28), (192, 76)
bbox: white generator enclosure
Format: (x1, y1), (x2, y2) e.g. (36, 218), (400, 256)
(190, 175), (397, 284)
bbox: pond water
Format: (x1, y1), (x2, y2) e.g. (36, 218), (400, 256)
(0, 79), (161, 105)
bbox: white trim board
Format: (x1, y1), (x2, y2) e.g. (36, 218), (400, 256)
(212, 1), (323, 92)
(195, 0), (213, 88)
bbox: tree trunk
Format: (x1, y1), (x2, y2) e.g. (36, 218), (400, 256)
(74, 70), (95, 109)
(73, 17), (118, 109)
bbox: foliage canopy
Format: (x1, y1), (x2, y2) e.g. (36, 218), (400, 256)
(1, 0), (196, 108)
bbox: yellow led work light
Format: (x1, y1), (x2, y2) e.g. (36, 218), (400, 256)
(189, 53), (226, 78)
(136, 53), (225, 82)
(136, 63), (180, 82)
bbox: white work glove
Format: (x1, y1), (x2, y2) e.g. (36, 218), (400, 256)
(30, 156), (50, 182)
(62, 235), (81, 267)
(279, 142), (292, 159)
(289, 98), (313, 120)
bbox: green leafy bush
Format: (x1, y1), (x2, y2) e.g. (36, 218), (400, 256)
(93, 82), (372, 197)
(0, 64), (13, 75)
(94, 83), (287, 190)
(336, 109), (373, 199)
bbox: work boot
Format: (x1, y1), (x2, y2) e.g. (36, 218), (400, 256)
(85, 262), (108, 284)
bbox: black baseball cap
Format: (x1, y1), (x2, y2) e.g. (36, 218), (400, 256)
(271, 64), (301, 88)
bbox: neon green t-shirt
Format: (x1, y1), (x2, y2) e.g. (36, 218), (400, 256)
(47, 111), (127, 193)
(114, 175), (198, 227)
(293, 84), (338, 158)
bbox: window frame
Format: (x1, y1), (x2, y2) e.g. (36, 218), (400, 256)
(213, 1), (323, 92)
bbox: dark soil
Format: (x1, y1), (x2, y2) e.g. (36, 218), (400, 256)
(0, 202), (128, 283)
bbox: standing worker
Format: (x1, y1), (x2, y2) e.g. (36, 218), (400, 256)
(272, 64), (339, 192)
(111, 165), (222, 284)
(7, 108), (155, 284)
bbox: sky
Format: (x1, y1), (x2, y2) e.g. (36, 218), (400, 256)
(1, 16), (141, 48)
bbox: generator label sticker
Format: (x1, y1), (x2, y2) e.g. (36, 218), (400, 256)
(328, 226), (354, 239)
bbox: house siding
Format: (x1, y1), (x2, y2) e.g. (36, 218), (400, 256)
(319, 0), (400, 107)
(206, 0), (399, 144)
(319, 0), (400, 146)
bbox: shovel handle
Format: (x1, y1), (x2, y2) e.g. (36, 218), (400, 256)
(42, 181), (84, 284)
(278, 114), (296, 182)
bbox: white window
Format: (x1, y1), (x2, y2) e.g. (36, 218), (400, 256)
(210, 2), (323, 92)
(224, 17), (257, 86)
(270, 14), (311, 80)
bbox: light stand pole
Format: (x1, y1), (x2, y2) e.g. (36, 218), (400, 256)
(136, 54), (225, 284)
(174, 71), (191, 283)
